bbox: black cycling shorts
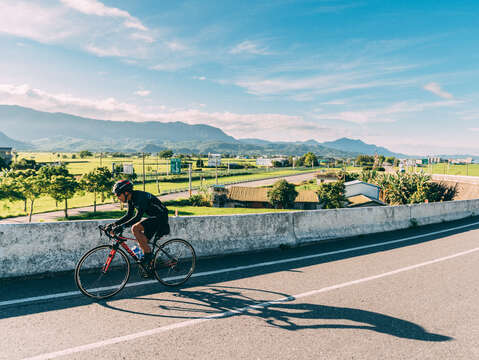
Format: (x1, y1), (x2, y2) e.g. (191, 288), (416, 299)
(140, 214), (169, 240)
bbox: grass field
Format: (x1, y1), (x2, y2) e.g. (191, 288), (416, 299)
(1, 152), (318, 218)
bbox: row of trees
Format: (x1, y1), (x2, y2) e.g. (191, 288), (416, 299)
(0, 165), (115, 221)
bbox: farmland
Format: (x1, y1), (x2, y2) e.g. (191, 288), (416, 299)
(0, 152), (317, 219)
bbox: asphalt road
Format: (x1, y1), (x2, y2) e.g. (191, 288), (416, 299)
(0, 172), (317, 224)
(1, 216), (479, 360)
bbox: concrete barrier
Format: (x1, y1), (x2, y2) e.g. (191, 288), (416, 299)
(1, 198), (479, 279)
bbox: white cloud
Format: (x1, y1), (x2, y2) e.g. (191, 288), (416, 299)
(166, 41), (188, 51)
(315, 100), (463, 124)
(230, 40), (270, 55)
(424, 82), (453, 99)
(60, 0), (148, 31)
(0, 2), (73, 43)
(134, 90), (151, 97)
(322, 100), (346, 105)
(0, 83), (332, 141)
(193, 76), (207, 81)
(469, 128), (479, 132)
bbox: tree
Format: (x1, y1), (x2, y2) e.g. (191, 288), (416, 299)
(11, 159), (38, 170)
(317, 181), (346, 209)
(0, 157), (9, 170)
(4, 169), (32, 211)
(356, 155), (374, 166)
(80, 167), (115, 213)
(5, 169), (46, 222)
(159, 149), (173, 158)
(196, 158), (204, 168)
(48, 175), (79, 219)
(79, 150), (93, 158)
(267, 180), (298, 209)
(39, 165), (78, 218)
(303, 152), (318, 167)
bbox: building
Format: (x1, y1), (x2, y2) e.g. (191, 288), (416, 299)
(256, 158), (288, 167)
(215, 186), (320, 210)
(344, 180), (385, 208)
(347, 195), (386, 208)
(208, 153), (221, 167)
(345, 180), (381, 200)
(0, 147), (13, 166)
(316, 172), (338, 184)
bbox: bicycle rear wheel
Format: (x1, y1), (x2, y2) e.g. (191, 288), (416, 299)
(75, 245), (130, 299)
(153, 239), (196, 286)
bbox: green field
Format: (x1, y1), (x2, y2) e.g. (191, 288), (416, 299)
(1, 152), (317, 219)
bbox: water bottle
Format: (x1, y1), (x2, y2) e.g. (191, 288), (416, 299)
(131, 245), (144, 260)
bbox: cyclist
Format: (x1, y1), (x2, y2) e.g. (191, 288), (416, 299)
(107, 180), (169, 277)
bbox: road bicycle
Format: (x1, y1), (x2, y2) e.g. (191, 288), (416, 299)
(75, 225), (196, 300)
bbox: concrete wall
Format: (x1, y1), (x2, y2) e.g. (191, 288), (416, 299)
(2, 198), (479, 279)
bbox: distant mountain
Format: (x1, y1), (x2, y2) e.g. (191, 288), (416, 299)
(0, 131), (32, 149)
(0, 105), (236, 144)
(0, 105), (408, 158)
(322, 137), (407, 158)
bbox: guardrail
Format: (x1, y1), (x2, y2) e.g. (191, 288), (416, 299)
(1, 198), (479, 279)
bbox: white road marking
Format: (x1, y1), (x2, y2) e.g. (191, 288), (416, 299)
(2, 220), (479, 308)
(22, 245), (479, 360)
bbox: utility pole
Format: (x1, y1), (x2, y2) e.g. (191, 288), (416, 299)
(156, 153), (160, 194)
(215, 162), (218, 185)
(100, 152), (103, 167)
(142, 152), (146, 191)
(188, 163), (192, 197)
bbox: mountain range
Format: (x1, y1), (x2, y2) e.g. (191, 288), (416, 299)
(0, 105), (410, 157)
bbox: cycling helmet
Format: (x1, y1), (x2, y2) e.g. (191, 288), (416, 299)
(112, 180), (133, 196)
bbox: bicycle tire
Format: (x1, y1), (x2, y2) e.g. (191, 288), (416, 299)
(75, 245), (130, 300)
(153, 238), (196, 286)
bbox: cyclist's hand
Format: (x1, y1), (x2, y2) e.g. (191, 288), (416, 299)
(105, 223), (114, 232)
(112, 225), (124, 235)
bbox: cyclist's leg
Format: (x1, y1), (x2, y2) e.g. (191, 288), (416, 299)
(131, 221), (152, 255)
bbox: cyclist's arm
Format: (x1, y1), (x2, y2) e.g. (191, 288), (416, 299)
(120, 208), (145, 228)
(115, 195), (149, 229)
(114, 201), (135, 227)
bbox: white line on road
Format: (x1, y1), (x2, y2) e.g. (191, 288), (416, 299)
(2, 220), (479, 308)
(23, 245), (479, 360)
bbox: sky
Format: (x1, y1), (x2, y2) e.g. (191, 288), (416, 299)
(0, 0), (478, 155)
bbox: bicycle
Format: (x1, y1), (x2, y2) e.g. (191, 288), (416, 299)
(75, 225), (196, 300)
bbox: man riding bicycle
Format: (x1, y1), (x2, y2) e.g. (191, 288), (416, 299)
(107, 180), (169, 277)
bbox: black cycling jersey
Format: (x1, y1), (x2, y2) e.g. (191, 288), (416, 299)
(114, 190), (168, 229)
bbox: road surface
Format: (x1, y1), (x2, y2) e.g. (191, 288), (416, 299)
(1, 216), (478, 359)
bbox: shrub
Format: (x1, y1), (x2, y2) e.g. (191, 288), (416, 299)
(267, 180), (298, 209)
(317, 181), (346, 209)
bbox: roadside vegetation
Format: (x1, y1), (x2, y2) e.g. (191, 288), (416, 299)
(0, 151), (473, 220)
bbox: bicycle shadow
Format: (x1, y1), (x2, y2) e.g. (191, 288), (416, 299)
(100, 285), (452, 342)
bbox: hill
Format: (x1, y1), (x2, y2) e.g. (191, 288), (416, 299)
(0, 131), (32, 149)
(0, 105), (410, 158)
(322, 137), (407, 157)
(0, 105), (236, 144)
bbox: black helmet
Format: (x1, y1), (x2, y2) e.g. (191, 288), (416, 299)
(112, 180), (133, 196)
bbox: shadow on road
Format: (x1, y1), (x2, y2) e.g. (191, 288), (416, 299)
(100, 285), (452, 342)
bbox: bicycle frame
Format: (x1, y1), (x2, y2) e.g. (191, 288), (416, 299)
(100, 227), (148, 272)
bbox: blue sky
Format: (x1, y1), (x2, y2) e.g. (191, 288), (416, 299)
(0, 0), (478, 155)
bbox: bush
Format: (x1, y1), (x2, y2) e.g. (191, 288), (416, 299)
(267, 180), (298, 209)
(317, 181), (346, 209)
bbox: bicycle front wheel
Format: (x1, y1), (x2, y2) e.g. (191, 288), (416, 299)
(153, 239), (196, 286)
(75, 245), (130, 300)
